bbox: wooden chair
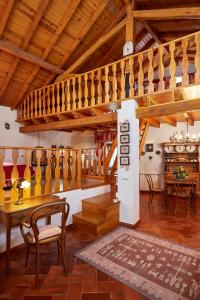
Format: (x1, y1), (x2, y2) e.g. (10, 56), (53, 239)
(20, 201), (70, 287)
(145, 174), (164, 208)
(169, 180), (197, 215)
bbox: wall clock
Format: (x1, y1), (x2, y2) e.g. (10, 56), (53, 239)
(123, 41), (134, 56)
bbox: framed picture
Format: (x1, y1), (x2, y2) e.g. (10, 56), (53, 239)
(146, 143), (154, 152)
(120, 134), (130, 144)
(120, 156), (129, 166)
(120, 122), (130, 133)
(120, 145), (129, 155)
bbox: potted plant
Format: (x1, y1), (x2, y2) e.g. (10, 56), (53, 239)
(173, 166), (188, 180)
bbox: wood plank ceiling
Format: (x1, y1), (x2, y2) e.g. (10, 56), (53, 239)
(0, 0), (199, 124)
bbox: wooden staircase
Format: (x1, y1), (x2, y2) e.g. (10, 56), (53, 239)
(73, 193), (120, 237)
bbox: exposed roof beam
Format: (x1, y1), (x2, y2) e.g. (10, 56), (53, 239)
(59, 18), (126, 77)
(137, 98), (200, 119)
(16, 0), (81, 103)
(0, 0), (51, 101)
(132, 7), (200, 20)
(0, 39), (65, 74)
(183, 112), (194, 126)
(143, 21), (162, 45)
(0, 0), (14, 35)
(162, 116), (177, 127)
(145, 118), (160, 128)
(19, 113), (117, 133)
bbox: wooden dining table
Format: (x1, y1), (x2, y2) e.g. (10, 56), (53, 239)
(164, 178), (198, 211)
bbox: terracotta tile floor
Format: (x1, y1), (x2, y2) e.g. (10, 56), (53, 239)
(1, 192), (200, 299)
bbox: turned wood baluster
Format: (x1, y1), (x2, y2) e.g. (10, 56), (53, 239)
(31, 91), (34, 118)
(182, 38), (189, 86)
(84, 150), (87, 175)
(23, 98), (27, 119)
(45, 150), (51, 194)
(72, 151), (76, 180)
(112, 64), (117, 101)
(88, 150), (91, 175)
(195, 32), (200, 84)
(77, 150), (81, 184)
(91, 71), (95, 106)
(23, 150), (31, 198)
(63, 149), (69, 191)
(47, 85), (51, 114)
(39, 89), (42, 117)
(129, 57), (134, 98)
(72, 77), (76, 110)
(158, 47), (165, 91)
(34, 90), (38, 117)
(93, 151), (97, 176)
(105, 66), (109, 103)
(97, 69), (102, 104)
(27, 95), (30, 119)
(10, 149), (19, 201)
(0, 149), (5, 203)
(42, 88), (46, 115)
(52, 84), (56, 114)
(54, 150), (60, 193)
(98, 149), (102, 176)
(66, 80), (70, 110)
(78, 76), (82, 109)
(84, 73), (88, 107)
(61, 81), (65, 112)
(169, 42), (176, 89)
(138, 53), (144, 96)
(120, 60), (125, 99)
(148, 48), (154, 93)
(34, 149), (42, 196)
(56, 82), (60, 113)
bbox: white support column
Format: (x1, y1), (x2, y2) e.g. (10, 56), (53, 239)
(118, 99), (139, 225)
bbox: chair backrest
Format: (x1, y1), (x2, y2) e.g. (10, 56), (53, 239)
(30, 201), (70, 241)
(145, 174), (153, 191)
(174, 180), (197, 198)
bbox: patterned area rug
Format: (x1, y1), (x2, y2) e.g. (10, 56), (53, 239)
(76, 227), (200, 300)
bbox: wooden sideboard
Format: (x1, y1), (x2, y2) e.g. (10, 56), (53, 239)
(0, 194), (66, 272)
(163, 142), (200, 189)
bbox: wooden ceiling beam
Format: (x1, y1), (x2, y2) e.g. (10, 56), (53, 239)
(0, 39), (64, 74)
(16, 0), (81, 103)
(0, 0), (15, 35)
(145, 118), (160, 128)
(137, 98), (200, 119)
(132, 7), (200, 20)
(0, 0), (51, 101)
(89, 108), (105, 116)
(161, 116), (177, 127)
(183, 112), (194, 126)
(19, 113), (117, 133)
(59, 18), (126, 77)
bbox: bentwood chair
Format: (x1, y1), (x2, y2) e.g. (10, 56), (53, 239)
(145, 174), (164, 208)
(20, 201), (70, 287)
(167, 180), (197, 215)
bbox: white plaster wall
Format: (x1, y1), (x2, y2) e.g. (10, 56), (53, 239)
(140, 121), (200, 175)
(71, 131), (95, 148)
(118, 100), (140, 225)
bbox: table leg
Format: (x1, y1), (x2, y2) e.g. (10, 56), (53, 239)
(6, 219), (11, 272)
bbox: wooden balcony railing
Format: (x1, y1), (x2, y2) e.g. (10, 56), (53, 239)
(0, 146), (81, 205)
(81, 148), (106, 178)
(17, 31), (200, 121)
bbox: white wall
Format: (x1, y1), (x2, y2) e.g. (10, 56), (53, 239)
(140, 121), (200, 175)
(0, 106), (95, 152)
(71, 131), (95, 148)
